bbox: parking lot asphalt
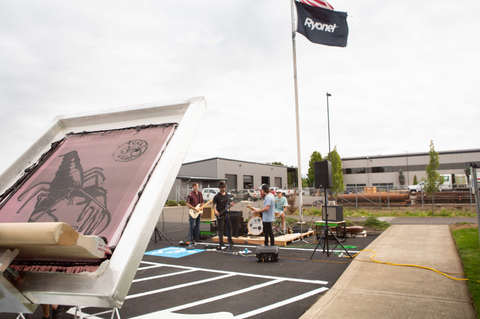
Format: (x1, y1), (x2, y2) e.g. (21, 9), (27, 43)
(3, 203), (377, 319)
(4, 201), (477, 319)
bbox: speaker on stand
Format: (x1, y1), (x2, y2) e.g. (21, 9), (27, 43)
(311, 160), (351, 259)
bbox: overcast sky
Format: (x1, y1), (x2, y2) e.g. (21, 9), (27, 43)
(1, 0), (479, 176)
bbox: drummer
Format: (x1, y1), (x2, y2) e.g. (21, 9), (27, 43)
(274, 190), (287, 234)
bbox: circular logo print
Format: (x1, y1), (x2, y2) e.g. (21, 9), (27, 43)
(113, 139), (148, 162)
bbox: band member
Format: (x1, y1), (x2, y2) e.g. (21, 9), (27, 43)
(213, 181), (235, 249)
(274, 190), (287, 233)
(251, 184), (275, 246)
(187, 182), (204, 243)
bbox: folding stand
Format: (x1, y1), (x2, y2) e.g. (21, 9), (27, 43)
(310, 188), (352, 259)
(151, 210), (172, 244)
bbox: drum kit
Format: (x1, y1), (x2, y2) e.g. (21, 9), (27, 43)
(246, 204), (263, 235)
(246, 204), (288, 236)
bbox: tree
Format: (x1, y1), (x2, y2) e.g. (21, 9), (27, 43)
(327, 146), (345, 196)
(413, 174), (418, 185)
(271, 161), (283, 166)
(398, 169), (405, 185)
(425, 141), (444, 215)
(307, 151), (323, 187)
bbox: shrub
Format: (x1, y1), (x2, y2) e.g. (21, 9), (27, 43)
(362, 216), (390, 230)
(178, 200), (186, 206)
(166, 200), (178, 206)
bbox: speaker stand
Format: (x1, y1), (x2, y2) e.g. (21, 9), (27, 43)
(310, 188), (352, 259)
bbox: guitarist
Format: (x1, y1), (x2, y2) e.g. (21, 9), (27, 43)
(213, 181), (235, 250)
(187, 182), (204, 244)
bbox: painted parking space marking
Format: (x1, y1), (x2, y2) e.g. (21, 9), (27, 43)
(126, 273), (235, 299)
(140, 261), (328, 285)
(144, 247), (203, 258)
(132, 269), (196, 283)
(78, 260), (330, 319)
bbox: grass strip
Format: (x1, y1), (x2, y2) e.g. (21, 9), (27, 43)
(451, 226), (480, 318)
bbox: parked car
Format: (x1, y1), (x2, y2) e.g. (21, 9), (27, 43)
(247, 189), (261, 201)
(408, 181), (425, 193)
(202, 188), (219, 202)
(233, 189), (252, 201)
(270, 186), (295, 196)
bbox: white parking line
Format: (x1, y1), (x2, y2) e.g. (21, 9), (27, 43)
(234, 286), (329, 319)
(126, 273), (235, 299)
(135, 279), (283, 317)
(140, 261), (328, 285)
(132, 269), (196, 283)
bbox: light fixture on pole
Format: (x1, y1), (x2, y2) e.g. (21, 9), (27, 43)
(326, 92), (332, 160)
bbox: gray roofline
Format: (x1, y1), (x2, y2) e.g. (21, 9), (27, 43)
(177, 175), (226, 181)
(343, 148), (480, 161)
(182, 157), (295, 168)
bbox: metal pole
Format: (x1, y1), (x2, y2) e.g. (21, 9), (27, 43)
(290, 0), (304, 222)
(471, 167), (480, 245)
(406, 151), (410, 189)
(326, 93), (332, 159)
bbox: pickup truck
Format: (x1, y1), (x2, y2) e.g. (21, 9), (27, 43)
(270, 187), (295, 196)
(408, 174), (470, 193)
(202, 188), (219, 202)
(408, 181), (425, 193)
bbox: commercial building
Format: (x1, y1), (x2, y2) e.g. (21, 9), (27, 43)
(168, 157), (291, 201)
(342, 148), (480, 191)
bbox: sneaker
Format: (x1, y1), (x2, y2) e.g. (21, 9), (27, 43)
(52, 306), (67, 319)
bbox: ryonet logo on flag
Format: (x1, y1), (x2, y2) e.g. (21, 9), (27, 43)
(298, 0), (334, 10)
(295, 1), (348, 47)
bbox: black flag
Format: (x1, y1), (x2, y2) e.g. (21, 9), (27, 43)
(295, 1), (348, 47)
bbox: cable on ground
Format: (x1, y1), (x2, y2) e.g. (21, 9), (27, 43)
(350, 249), (480, 283)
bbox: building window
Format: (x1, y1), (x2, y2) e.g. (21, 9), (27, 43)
(344, 167), (366, 174)
(371, 166), (393, 173)
(243, 175), (253, 189)
(372, 183), (394, 191)
(261, 176), (270, 186)
(225, 174), (237, 190)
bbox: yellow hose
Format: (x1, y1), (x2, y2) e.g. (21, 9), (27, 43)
(353, 249), (479, 282)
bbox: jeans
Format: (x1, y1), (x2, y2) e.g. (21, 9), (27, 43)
(189, 215), (201, 241)
(217, 215), (233, 247)
(263, 221), (274, 246)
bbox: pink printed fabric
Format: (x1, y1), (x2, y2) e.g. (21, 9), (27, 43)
(0, 124), (177, 247)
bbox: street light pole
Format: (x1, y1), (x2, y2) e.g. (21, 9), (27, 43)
(326, 92), (332, 160)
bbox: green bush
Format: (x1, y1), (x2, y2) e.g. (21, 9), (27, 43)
(178, 200), (186, 206)
(345, 219), (354, 227)
(165, 200), (178, 206)
(362, 216), (390, 230)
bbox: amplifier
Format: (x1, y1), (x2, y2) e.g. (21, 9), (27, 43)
(224, 216), (244, 237)
(322, 205), (344, 222)
(228, 210), (243, 219)
(256, 245), (279, 262)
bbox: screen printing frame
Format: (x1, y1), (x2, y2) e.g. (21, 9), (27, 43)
(0, 97), (206, 311)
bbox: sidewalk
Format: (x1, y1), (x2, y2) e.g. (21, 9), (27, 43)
(300, 225), (477, 319)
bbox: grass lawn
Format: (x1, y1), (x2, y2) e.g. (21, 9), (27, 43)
(451, 224), (480, 317)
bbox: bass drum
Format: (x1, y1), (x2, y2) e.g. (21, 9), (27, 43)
(248, 217), (263, 236)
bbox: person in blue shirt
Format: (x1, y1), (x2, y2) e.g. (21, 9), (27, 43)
(251, 184), (275, 246)
(274, 190), (288, 234)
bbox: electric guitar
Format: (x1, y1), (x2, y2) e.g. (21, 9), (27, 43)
(189, 199), (213, 219)
(246, 204), (261, 217)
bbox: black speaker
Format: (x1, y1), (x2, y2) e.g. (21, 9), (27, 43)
(224, 216), (244, 237)
(229, 210), (243, 219)
(314, 160), (332, 189)
(322, 205), (343, 222)
(256, 245), (279, 262)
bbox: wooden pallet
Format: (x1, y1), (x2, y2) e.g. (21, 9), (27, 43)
(212, 230), (314, 247)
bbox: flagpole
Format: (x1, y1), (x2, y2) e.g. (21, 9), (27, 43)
(290, 0), (304, 224)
